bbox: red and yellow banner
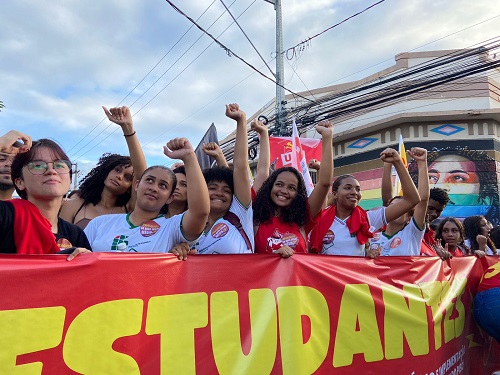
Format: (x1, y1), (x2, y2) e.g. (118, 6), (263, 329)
(0, 254), (499, 374)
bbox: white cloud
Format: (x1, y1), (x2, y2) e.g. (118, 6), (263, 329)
(1, 0), (498, 173)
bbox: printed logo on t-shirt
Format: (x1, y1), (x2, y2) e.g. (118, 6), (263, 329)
(57, 238), (73, 249)
(322, 230), (335, 244)
(372, 232), (381, 241)
(140, 220), (161, 237)
(390, 237), (402, 248)
(266, 229), (283, 251)
(282, 233), (299, 249)
(211, 223), (229, 238)
(111, 235), (128, 251)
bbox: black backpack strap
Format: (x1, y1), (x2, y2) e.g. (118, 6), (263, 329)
(223, 211), (252, 252)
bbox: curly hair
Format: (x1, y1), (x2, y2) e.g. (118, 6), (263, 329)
(253, 167), (308, 227)
(408, 146), (499, 225)
(463, 215), (497, 255)
(11, 138), (71, 200)
(435, 217), (469, 254)
(429, 187), (450, 206)
(78, 153), (132, 206)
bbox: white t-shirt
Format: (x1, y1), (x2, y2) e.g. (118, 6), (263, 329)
(369, 217), (425, 256)
(321, 208), (387, 256)
(194, 195), (254, 254)
(84, 213), (189, 253)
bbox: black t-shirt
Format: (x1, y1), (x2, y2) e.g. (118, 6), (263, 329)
(0, 200), (16, 253)
(0, 200), (92, 253)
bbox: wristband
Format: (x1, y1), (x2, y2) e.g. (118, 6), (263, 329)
(124, 131), (136, 137)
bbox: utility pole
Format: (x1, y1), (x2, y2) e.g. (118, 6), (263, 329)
(265, 0), (287, 136)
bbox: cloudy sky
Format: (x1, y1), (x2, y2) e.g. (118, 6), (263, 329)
(1, 0), (498, 181)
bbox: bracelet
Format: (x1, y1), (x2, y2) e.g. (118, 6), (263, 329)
(123, 131), (136, 137)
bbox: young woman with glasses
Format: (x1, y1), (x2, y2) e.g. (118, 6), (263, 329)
(0, 130), (90, 259)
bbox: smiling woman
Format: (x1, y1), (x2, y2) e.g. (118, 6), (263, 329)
(83, 137), (210, 254)
(253, 120), (334, 257)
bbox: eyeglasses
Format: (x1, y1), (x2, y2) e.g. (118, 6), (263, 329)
(26, 160), (72, 175)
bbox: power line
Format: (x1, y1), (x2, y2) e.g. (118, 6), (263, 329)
(219, 40), (500, 159)
(284, 0), (386, 59)
(66, 0), (219, 156)
(218, 0), (275, 77)
(67, 0), (220, 157)
(164, 0), (315, 104)
(71, 0), (259, 162)
(70, 0), (241, 162)
(321, 14), (500, 88)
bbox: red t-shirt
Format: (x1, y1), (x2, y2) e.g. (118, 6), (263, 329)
(420, 228), (437, 256)
(255, 216), (308, 253)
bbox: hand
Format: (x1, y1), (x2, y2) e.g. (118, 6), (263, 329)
(366, 244), (381, 259)
(250, 119), (268, 135)
(169, 243), (196, 260)
(407, 147), (427, 163)
(273, 245), (294, 258)
(0, 130), (32, 154)
(164, 138), (195, 161)
(308, 159), (321, 171)
(202, 142), (223, 158)
(476, 234), (488, 249)
(474, 249), (486, 258)
(315, 120), (334, 138)
(225, 103), (245, 121)
(103, 106), (133, 130)
(67, 247), (92, 261)
(380, 148), (401, 164)
(435, 242), (453, 260)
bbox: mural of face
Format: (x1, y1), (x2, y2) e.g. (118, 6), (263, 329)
(427, 155), (480, 195)
(407, 146), (499, 226)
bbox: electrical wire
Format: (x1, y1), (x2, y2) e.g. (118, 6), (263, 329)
(220, 39), (500, 160)
(284, 0), (386, 60)
(164, 0), (315, 104)
(70, 0), (244, 162)
(218, 0), (275, 77)
(66, 0), (219, 155)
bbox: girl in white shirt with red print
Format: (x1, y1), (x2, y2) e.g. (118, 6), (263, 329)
(310, 148), (420, 256)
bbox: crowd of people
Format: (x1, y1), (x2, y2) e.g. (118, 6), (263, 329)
(0, 103), (499, 344)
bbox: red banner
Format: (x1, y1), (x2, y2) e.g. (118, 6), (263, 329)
(269, 136), (322, 169)
(0, 254), (499, 374)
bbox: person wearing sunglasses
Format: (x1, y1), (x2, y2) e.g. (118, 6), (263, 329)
(0, 130), (91, 259)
